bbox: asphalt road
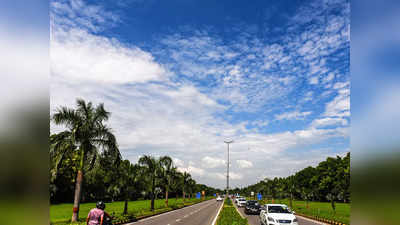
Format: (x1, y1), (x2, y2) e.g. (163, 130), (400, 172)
(126, 199), (223, 225)
(234, 202), (326, 225)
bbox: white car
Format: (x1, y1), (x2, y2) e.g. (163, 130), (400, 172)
(236, 198), (247, 207)
(260, 204), (298, 225)
(216, 196), (223, 201)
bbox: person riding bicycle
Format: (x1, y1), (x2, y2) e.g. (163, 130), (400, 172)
(86, 201), (111, 225)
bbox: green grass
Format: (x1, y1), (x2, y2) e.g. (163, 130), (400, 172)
(216, 198), (248, 225)
(51, 197), (213, 225)
(259, 199), (350, 224)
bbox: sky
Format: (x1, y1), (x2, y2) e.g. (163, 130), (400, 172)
(50, 0), (350, 189)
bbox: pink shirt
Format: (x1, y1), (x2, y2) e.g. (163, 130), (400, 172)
(87, 208), (104, 225)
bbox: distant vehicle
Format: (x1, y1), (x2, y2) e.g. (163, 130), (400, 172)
(236, 198), (247, 207)
(244, 200), (261, 215)
(259, 204), (298, 225)
(235, 196), (244, 204)
(216, 196), (223, 201)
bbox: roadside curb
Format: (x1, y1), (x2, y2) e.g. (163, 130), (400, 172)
(295, 213), (347, 225)
(232, 201), (246, 219)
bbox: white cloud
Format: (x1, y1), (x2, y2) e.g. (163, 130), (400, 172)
(178, 165), (205, 177)
(323, 72), (335, 83)
(309, 76), (319, 85)
(324, 82), (350, 118)
(236, 160), (253, 169)
(51, 29), (167, 84)
(173, 158), (185, 167)
(311, 117), (348, 128)
(230, 172), (243, 180)
(275, 110), (312, 121)
(202, 156), (226, 168)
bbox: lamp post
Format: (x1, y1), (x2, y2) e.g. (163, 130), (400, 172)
(224, 140), (234, 197)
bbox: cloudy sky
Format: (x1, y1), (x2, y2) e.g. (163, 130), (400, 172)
(50, 0), (350, 189)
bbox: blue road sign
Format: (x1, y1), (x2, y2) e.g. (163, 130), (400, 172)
(257, 193), (262, 200)
(213, 193), (216, 197)
(196, 192), (201, 199)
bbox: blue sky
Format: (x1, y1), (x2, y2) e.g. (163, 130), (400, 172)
(50, 0), (350, 188)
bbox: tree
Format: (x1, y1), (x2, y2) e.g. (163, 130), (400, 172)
(182, 172), (191, 203)
(51, 99), (120, 222)
(159, 156), (175, 207)
(138, 155), (159, 211)
(171, 170), (183, 201)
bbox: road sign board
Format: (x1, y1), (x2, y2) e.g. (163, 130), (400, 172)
(251, 191), (254, 196)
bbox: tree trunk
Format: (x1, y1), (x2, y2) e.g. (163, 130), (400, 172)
(71, 170), (83, 222)
(183, 190), (186, 203)
(151, 177), (155, 211)
(123, 199), (128, 215)
(165, 190), (169, 207)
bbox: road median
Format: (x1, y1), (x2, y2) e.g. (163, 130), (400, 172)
(215, 198), (248, 225)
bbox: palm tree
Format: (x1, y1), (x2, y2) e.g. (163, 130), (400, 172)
(171, 170), (183, 201)
(159, 156), (175, 207)
(51, 99), (120, 222)
(117, 160), (141, 214)
(182, 172), (191, 203)
(138, 155), (159, 211)
(187, 178), (196, 199)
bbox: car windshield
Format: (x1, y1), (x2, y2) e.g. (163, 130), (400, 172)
(268, 206), (291, 214)
(247, 201), (258, 205)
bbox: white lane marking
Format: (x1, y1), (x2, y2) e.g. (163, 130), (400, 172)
(176, 219), (181, 222)
(184, 215), (188, 218)
(232, 202), (246, 219)
(211, 201), (224, 225)
(125, 199), (213, 224)
(296, 215), (328, 225)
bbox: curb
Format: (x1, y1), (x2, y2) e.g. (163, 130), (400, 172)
(295, 212), (347, 225)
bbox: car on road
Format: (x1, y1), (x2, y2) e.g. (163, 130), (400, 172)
(236, 197), (247, 207)
(216, 196), (223, 201)
(244, 200), (261, 215)
(259, 204), (298, 225)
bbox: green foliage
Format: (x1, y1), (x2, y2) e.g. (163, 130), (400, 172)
(216, 198), (248, 225)
(238, 153), (350, 204)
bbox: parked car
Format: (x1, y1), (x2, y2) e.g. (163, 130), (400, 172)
(216, 196), (223, 201)
(244, 200), (261, 215)
(236, 198), (247, 207)
(259, 204), (298, 225)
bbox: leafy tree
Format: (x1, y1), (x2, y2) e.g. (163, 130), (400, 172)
(159, 156), (174, 207)
(138, 155), (159, 211)
(182, 172), (191, 203)
(51, 99), (120, 222)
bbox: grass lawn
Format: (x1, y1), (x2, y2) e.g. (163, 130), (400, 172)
(259, 199), (350, 224)
(216, 198), (248, 225)
(51, 197), (212, 224)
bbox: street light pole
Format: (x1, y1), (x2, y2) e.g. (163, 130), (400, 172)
(224, 140), (234, 197)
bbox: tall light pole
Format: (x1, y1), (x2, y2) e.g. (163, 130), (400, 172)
(224, 140), (233, 197)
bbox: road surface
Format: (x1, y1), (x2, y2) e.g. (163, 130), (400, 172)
(126, 199), (223, 225)
(234, 202), (327, 225)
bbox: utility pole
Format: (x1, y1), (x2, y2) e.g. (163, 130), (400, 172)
(224, 140), (234, 197)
